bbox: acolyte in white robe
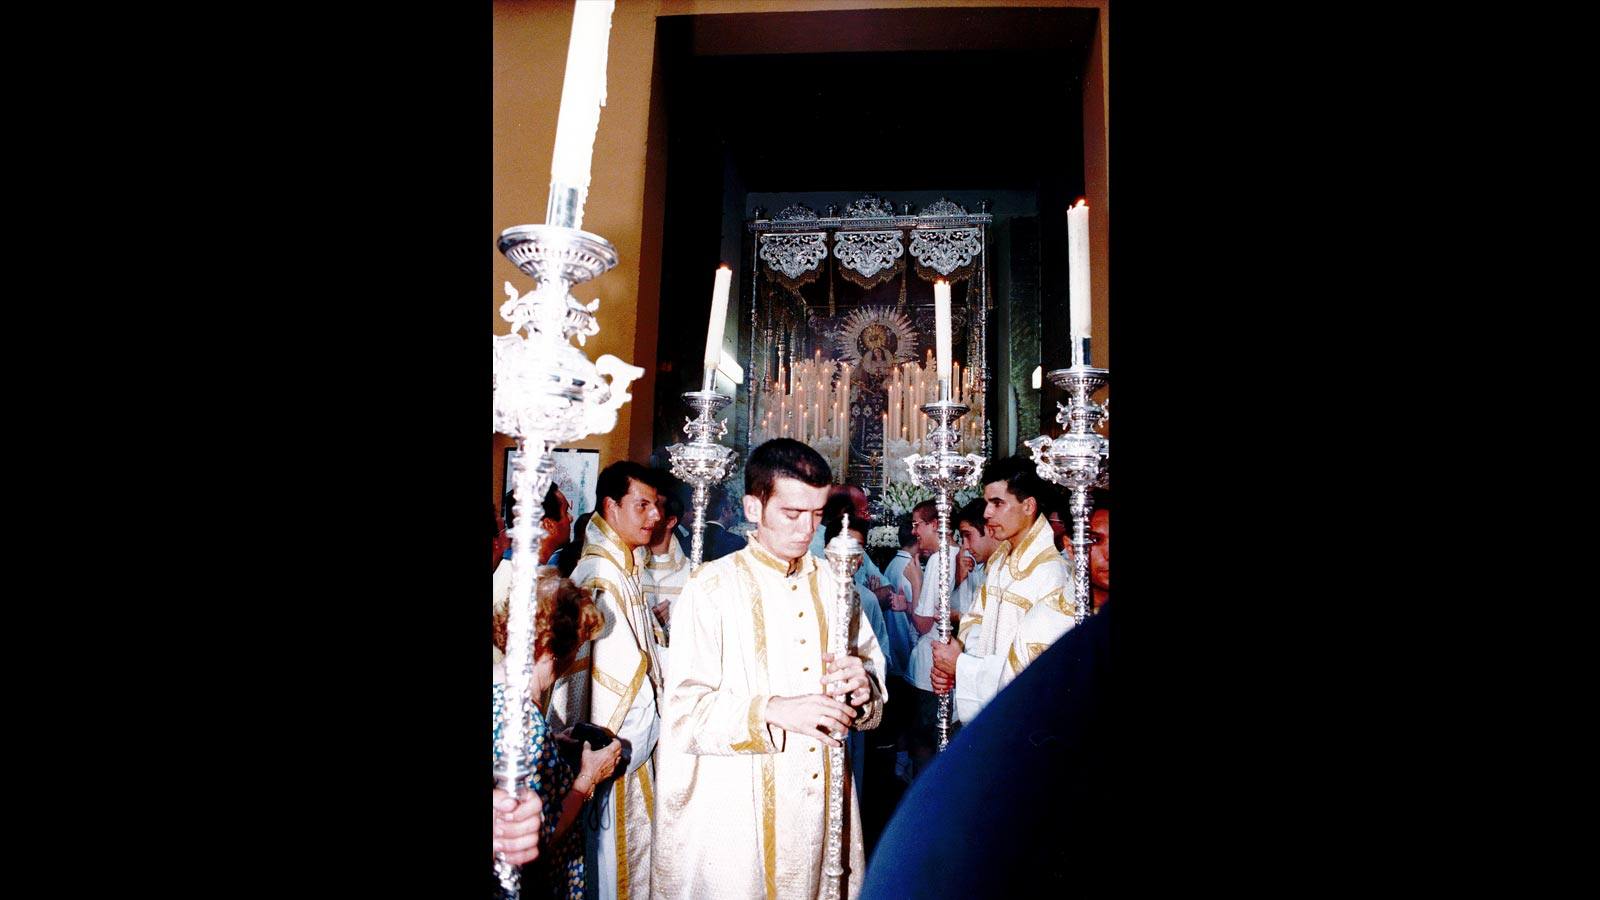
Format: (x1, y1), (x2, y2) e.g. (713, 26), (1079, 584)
(906, 560), (984, 692)
(652, 538), (887, 900)
(952, 513), (1071, 723)
(552, 514), (663, 900)
(640, 536), (690, 643)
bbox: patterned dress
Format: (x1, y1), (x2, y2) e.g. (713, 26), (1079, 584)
(493, 682), (584, 899)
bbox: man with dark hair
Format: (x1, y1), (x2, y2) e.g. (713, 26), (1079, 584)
(898, 499), (992, 775)
(491, 483), (575, 664)
(653, 439), (887, 900)
(642, 482), (690, 653)
(929, 456), (1072, 724)
(1009, 490), (1111, 671)
(688, 486), (748, 563)
(549, 460), (662, 900)
(906, 499), (955, 639)
(818, 488), (906, 675)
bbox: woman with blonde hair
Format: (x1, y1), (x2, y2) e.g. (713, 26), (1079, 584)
(493, 568), (619, 898)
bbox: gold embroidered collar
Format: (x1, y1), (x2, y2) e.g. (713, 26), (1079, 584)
(1004, 513), (1056, 579)
(585, 513), (639, 577)
(746, 535), (810, 578)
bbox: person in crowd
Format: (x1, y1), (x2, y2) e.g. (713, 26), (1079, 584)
(907, 500), (962, 639)
(496, 485), (576, 661)
(929, 456), (1071, 724)
(688, 487), (748, 563)
(900, 499), (993, 775)
(549, 462), (664, 900)
(1006, 490), (1110, 677)
(653, 439), (886, 899)
(641, 481), (691, 656)
(552, 511), (594, 579)
(495, 504), (513, 566)
(493, 571), (622, 898)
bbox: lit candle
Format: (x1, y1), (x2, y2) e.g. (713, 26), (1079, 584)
(702, 265), (732, 392)
(1067, 199), (1091, 363)
(546, 0), (617, 229)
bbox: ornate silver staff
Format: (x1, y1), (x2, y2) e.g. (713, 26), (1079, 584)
(492, 221), (642, 896)
(666, 390), (736, 567)
(1025, 355), (1109, 625)
(822, 513), (865, 900)
(904, 401), (984, 750)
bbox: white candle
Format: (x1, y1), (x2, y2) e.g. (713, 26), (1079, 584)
(934, 278), (947, 390)
(548, 0), (616, 226)
(1068, 199), (1091, 339)
(702, 265), (732, 392)
(881, 413), (889, 484)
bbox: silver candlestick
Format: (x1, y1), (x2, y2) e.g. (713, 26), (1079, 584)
(666, 390), (737, 568)
(492, 223), (643, 897)
(822, 513), (865, 900)
(1025, 361), (1109, 625)
(904, 399), (985, 750)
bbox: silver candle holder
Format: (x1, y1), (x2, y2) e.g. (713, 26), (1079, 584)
(665, 390), (737, 568)
(903, 399), (985, 750)
(1025, 361), (1109, 626)
(492, 223), (643, 897)
(822, 513), (865, 900)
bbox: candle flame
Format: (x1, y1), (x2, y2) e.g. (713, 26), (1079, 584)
(1072, 198), (1087, 209)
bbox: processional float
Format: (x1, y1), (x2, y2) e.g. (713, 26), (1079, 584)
(492, 3), (642, 897)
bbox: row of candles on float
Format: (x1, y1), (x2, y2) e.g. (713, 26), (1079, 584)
(752, 353), (853, 478)
(882, 350), (985, 451)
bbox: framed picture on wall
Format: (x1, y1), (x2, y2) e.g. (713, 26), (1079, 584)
(502, 447), (602, 536)
(551, 448), (601, 519)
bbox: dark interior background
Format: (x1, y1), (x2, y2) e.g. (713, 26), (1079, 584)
(648, 7), (1098, 465)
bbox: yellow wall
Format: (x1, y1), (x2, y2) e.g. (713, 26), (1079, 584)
(493, 0), (1110, 501)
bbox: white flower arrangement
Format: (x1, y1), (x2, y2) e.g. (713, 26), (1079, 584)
(879, 480), (933, 516)
(866, 524), (900, 549)
(878, 480), (984, 517)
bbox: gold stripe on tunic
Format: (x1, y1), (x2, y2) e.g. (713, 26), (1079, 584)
(761, 754), (777, 900)
(731, 695), (767, 753)
(592, 666), (629, 697)
(606, 654), (649, 733)
(638, 761), (654, 822)
(614, 776), (630, 900)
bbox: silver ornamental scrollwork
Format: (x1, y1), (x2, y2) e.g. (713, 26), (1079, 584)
(842, 195), (896, 218)
(492, 223), (644, 900)
(921, 198), (968, 217)
(774, 203), (820, 222)
(908, 228), (983, 276)
(666, 391), (737, 568)
(759, 232), (829, 280)
(902, 400), (984, 752)
(832, 231), (904, 280)
(1024, 366), (1110, 627)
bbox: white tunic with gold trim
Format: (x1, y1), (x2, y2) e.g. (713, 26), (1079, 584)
(1003, 569), (1082, 681)
(952, 513), (1070, 724)
(639, 536), (690, 658)
(652, 539), (888, 900)
(551, 514), (663, 900)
